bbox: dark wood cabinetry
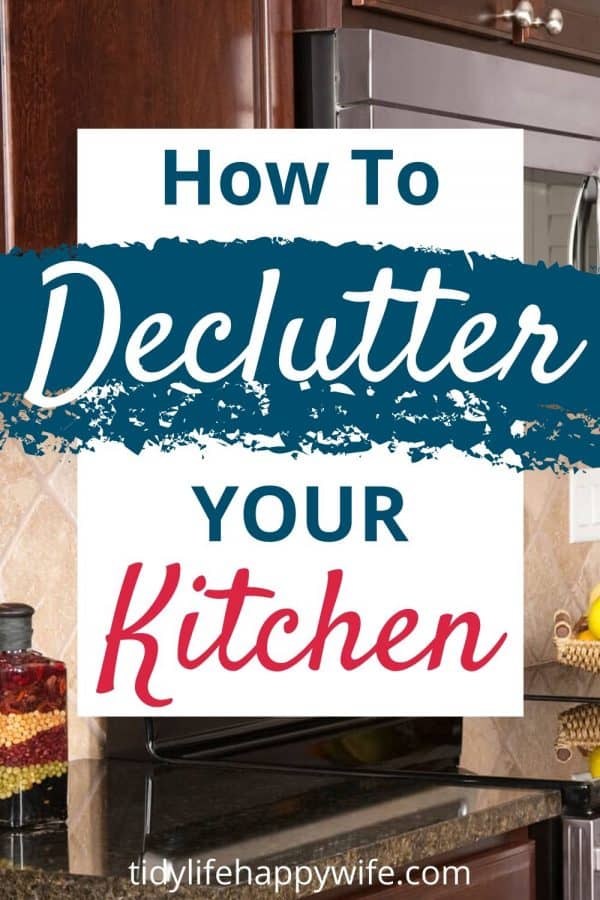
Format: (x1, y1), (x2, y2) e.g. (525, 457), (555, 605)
(324, 831), (535, 899)
(348, 0), (509, 38)
(295, 0), (600, 64)
(353, 0), (600, 61)
(0, 0), (293, 251)
(392, 839), (535, 899)
(527, 2), (600, 61)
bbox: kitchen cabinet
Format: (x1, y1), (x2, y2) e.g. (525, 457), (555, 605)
(394, 838), (535, 899)
(527, 2), (600, 61)
(347, 0), (511, 38)
(325, 831), (535, 899)
(0, 0), (293, 252)
(295, 0), (600, 65)
(294, 0), (509, 36)
(298, 24), (600, 173)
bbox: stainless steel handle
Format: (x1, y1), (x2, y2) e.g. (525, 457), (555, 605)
(499, 0), (535, 27)
(499, 2), (564, 35)
(563, 817), (600, 900)
(537, 7), (564, 35)
(569, 175), (600, 272)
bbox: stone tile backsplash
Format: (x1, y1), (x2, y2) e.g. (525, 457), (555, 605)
(525, 469), (600, 665)
(0, 440), (104, 759)
(0, 439), (592, 759)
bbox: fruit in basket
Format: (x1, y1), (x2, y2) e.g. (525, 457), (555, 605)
(577, 629), (595, 641)
(588, 598), (600, 639)
(589, 747), (600, 778)
(590, 583), (600, 609)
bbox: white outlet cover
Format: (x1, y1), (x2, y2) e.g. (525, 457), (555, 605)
(570, 469), (600, 543)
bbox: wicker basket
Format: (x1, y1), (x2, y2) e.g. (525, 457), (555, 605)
(553, 609), (600, 674)
(555, 702), (600, 762)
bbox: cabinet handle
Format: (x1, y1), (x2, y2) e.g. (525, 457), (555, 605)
(568, 175), (599, 272)
(499, 1), (535, 28)
(498, 2), (564, 36)
(534, 7), (564, 35)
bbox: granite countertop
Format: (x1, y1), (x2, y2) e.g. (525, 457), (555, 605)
(0, 758), (560, 899)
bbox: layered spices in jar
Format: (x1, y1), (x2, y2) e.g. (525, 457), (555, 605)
(0, 604), (67, 828)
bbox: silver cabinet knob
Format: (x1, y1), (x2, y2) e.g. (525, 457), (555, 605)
(538, 8), (564, 35)
(499, 2), (564, 36)
(500, 1), (535, 28)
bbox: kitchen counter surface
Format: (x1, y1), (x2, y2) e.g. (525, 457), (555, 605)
(0, 758), (561, 899)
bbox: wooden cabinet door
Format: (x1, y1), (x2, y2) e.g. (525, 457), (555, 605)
(347, 1), (510, 39)
(327, 836), (535, 899)
(528, 1), (600, 62)
(396, 839), (535, 899)
(348, 0), (600, 62)
(0, 0), (293, 251)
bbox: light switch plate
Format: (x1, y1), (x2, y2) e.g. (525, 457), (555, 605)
(570, 470), (600, 543)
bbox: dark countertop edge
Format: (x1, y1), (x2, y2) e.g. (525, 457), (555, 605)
(296, 788), (563, 896)
(1, 789), (562, 900)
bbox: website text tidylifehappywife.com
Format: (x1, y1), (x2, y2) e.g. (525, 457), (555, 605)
(129, 856), (471, 894)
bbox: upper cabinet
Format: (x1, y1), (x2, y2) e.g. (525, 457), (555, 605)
(347, 1), (513, 39)
(0, 0), (294, 250)
(527, 1), (600, 61)
(345, 0), (600, 62)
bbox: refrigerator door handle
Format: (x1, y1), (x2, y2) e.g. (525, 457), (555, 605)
(564, 816), (597, 900)
(568, 174), (600, 272)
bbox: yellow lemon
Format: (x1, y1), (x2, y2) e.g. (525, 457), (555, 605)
(589, 599), (600, 639)
(577, 629), (596, 641)
(590, 583), (600, 611)
(590, 747), (600, 778)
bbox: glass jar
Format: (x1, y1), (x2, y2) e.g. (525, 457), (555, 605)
(0, 603), (67, 829)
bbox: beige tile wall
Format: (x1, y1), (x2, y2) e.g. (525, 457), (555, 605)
(525, 469), (600, 665)
(0, 440), (105, 759)
(68, 761), (107, 874)
(461, 672), (599, 781)
(0, 441), (589, 758)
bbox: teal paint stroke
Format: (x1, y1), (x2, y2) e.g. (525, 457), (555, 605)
(0, 238), (596, 470)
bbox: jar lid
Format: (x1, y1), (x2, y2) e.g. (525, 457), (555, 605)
(0, 604), (34, 650)
(0, 603), (34, 618)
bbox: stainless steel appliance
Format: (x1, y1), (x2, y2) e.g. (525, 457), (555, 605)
(295, 27), (600, 273)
